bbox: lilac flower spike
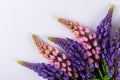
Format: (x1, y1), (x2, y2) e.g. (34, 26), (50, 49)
(32, 34), (78, 79)
(95, 4), (114, 59)
(17, 60), (69, 80)
(107, 27), (120, 80)
(48, 37), (95, 80)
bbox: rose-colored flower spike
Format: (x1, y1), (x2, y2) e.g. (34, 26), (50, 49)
(32, 34), (56, 60)
(58, 18), (90, 38)
(58, 19), (100, 68)
(32, 34), (78, 79)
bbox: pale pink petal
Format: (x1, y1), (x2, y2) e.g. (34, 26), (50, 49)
(67, 60), (71, 66)
(95, 62), (99, 68)
(88, 58), (94, 63)
(67, 67), (72, 71)
(75, 73), (79, 78)
(58, 57), (62, 62)
(61, 67), (66, 72)
(87, 51), (92, 56)
(62, 62), (67, 67)
(93, 41), (98, 46)
(95, 54), (99, 59)
(62, 53), (67, 59)
(68, 72), (72, 77)
(84, 27), (90, 33)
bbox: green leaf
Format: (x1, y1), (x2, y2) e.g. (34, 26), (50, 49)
(90, 78), (100, 80)
(103, 75), (111, 80)
(90, 75), (111, 80)
(105, 65), (109, 74)
(102, 60), (109, 75)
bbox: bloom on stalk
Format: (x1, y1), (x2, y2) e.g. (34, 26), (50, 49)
(48, 37), (96, 79)
(17, 4), (119, 80)
(32, 34), (78, 79)
(17, 60), (69, 80)
(58, 16), (101, 68)
(107, 27), (120, 80)
(95, 4), (114, 59)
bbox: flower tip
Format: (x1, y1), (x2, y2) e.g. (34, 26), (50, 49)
(32, 34), (37, 39)
(110, 4), (114, 10)
(107, 4), (114, 15)
(108, 4), (114, 13)
(17, 60), (24, 65)
(58, 18), (63, 22)
(47, 36), (54, 41)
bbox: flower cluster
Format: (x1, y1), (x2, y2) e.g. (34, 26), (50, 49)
(58, 17), (101, 68)
(48, 37), (95, 80)
(17, 4), (120, 80)
(107, 27), (120, 80)
(95, 4), (114, 60)
(18, 61), (69, 80)
(32, 34), (78, 79)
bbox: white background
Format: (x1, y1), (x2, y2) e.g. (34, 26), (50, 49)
(0, 0), (120, 80)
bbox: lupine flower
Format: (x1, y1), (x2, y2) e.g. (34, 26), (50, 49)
(32, 34), (78, 79)
(58, 14), (103, 69)
(58, 18), (90, 38)
(18, 4), (119, 80)
(59, 18), (100, 68)
(48, 37), (96, 80)
(107, 27), (120, 80)
(95, 4), (114, 59)
(17, 60), (69, 80)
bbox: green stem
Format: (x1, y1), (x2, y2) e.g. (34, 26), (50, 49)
(98, 68), (103, 79)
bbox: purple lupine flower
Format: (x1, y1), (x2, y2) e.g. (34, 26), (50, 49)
(48, 37), (95, 80)
(116, 48), (120, 80)
(95, 5), (114, 59)
(17, 60), (69, 80)
(107, 27), (120, 80)
(32, 34), (78, 79)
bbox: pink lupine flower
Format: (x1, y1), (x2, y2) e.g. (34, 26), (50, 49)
(58, 18), (100, 68)
(32, 34), (78, 79)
